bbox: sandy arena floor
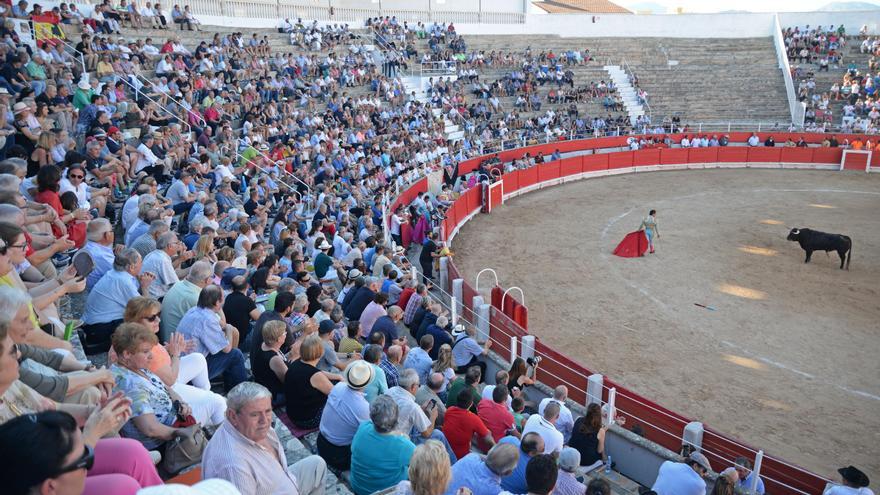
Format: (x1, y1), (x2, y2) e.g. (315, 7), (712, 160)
(453, 168), (880, 484)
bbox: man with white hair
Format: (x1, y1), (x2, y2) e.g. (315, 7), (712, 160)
(446, 442), (520, 495)
(81, 217), (115, 290)
(160, 260), (214, 342)
(203, 382), (327, 495)
(122, 185), (153, 230)
(555, 447), (588, 495)
(141, 231), (193, 298)
(386, 368), (457, 462)
(538, 386), (574, 442)
(423, 315), (452, 359)
(130, 218), (169, 258)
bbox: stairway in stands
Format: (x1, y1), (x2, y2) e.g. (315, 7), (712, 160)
(603, 65), (646, 125)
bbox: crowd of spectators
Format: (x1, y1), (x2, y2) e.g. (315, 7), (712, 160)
(785, 24), (880, 134)
(0, 4), (872, 495)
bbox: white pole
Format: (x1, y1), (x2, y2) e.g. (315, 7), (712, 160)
(608, 387), (617, 425)
(749, 450), (764, 494)
(451, 296), (458, 326)
(411, 265), (418, 284)
(510, 336), (518, 364)
(382, 193), (391, 248)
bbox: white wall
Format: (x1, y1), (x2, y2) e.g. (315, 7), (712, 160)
(777, 11), (880, 34)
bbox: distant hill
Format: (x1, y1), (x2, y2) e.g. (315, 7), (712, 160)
(817, 1), (880, 10)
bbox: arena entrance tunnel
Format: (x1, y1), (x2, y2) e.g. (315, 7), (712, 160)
(389, 132), (879, 495)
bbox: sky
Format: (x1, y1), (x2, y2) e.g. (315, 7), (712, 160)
(615, 0), (880, 13)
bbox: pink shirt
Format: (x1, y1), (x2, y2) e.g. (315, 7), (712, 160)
(358, 301), (387, 338)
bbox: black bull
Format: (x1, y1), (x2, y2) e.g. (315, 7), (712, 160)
(787, 228), (852, 270)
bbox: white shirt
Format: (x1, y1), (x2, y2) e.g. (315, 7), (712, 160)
(141, 249), (179, 299)
(537, 398), (574, 442)
(650, 461), (706, 495)
(135, 143), (159, 172)
(122, 194), (141, 230)
(59, 178), (90, 209)
(521, 414), (563, 455)
(824, 488), (875, 495)
(480, 384), (512, 409)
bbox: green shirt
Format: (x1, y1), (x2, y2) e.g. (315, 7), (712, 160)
(73, 88), (93, 110)
(445, 378), (481, 413)
(313, 252), (333, 279)
(159, 280), (202, 339)
(25, 61), (46, 81)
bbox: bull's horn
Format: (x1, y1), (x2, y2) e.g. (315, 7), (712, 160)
(792, 228), (800, 234)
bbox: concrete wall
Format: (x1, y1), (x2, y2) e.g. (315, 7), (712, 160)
(328, 0), (526, 13)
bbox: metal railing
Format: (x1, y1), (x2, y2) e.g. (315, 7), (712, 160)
(773, 13), (806, 126)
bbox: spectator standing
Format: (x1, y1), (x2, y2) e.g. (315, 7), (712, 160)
(202, 382), (328, 495)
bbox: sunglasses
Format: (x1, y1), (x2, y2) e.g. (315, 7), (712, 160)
(69, 174), (84, 179)
(144, 313), (160, 322)
(54, 444), (95, 476)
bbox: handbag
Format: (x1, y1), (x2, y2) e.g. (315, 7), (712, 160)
(162, 423), (207, 474)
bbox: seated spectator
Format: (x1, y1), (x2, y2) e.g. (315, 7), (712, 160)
(82, 248), (154, 351)
(0, 410), (163, 495)
(555, 447), (588, 495)
(522, 401), (564, 455)
(317, 360), (373, 471)
(507, 357), (535, 397)
(110, 322), (204, 451)
(443, 389), (494, 460)
(478, 385), (519, 442)
(415, 371), (447, 427)
(177, 284), (247, 392)
(350, 395), (416, 495)
(499, 432), (545, 493)
(284, 334), (337, 429)
(587, 478), (611, 495)
(387, 368), (456, 461)
(445, 442), (519, 495)
(0, 286), (112, 405)
(404, 334), (434, 385)
(538, 385), (574, 442)
(481, 370), (516, 409)
(824, 465), (872, 495)
(202, 382), (328, 494)
(362, 342), (389, 404)
(651, 451), (712, 495)
(141, 231), (189, 299)
(446, 365), (482, 412)
(568, 402), (606, 470)
(733, 456), (765, 494)
(159, 260), (214, 342)
(338, 320), (364, 354)
(81, 218), (115, 290)
(423, 315), (452, 359)
(115, 296), (225, 426)
(432, 343), (455, 391)
(526, 454), (558, 495)
(251, 320), (289, 403)
(393, 440), (452, 495)
(451, 324), (491, 377)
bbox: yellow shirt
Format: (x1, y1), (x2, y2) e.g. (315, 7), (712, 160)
(0, 273), (40, 329)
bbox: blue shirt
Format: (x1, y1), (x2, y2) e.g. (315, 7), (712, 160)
(82, 241), (114, 291)
(363, 363), (388, 404)
(736, 472), (765, 495)
(445, 453), (503, 495)
(350, 421), (416, 495)
(319, 382), (370, 446)
(651, 461), (706, 495)
(499, 436), (530, 494)
(379, 354), (400, 388)
(177, 306), (228, 356)
(403, 347), (432, 385)
(83, 269), (139, 324)
(451, 334), (483, 368)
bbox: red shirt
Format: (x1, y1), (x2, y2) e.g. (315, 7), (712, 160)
(443, 406), (490, 460)
(397, 287), (415, 311)
(477, 399), (515, 442)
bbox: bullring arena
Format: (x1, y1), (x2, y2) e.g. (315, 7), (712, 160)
(453, 167), (880, 483)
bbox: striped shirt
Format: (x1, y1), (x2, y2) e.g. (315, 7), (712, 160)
(403, 293), (423, 325)
(202, 420), (301, 495)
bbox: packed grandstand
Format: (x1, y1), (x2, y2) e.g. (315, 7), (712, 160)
(0, 1), (875, 495)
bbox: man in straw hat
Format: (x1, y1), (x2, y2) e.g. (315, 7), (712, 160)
(203, 382), (327, 494)
(316, 359), (374, 470)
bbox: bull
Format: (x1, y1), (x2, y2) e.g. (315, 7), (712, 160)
(786, 228), (852, 270)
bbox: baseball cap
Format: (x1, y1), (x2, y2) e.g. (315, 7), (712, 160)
(344, 360), (373, 390)
(318, 319), (335, 335)
(688, 451), (712, 472)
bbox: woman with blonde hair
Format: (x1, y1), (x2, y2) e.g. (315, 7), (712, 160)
(284, 333), (337, 428)
(432, 343), (456, 390)
(393, 440), (451, 495)
(30, 130), (56, 168)
(252, 319), (289, 403)
(113, 297), (226, 426)
(193, 233), (217, 263)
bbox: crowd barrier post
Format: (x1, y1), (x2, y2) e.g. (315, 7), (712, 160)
(411, 265), (418, 285)
(473, 297), (490, 342)
(451, 279), (463, 326)
(683, 421), (704, 452)
(510, 336), (519, 364)
(751, 450), (765, 494)
(439, 257), (449, 292)
(608, 387), (618, 425)
(521, 335), (535, 362)
(587, 374), (604, 406)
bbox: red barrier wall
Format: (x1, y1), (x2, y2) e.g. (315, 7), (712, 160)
(407, 133), (873, 495)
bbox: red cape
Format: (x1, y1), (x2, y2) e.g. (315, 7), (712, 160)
(613, 230), (648, 258)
